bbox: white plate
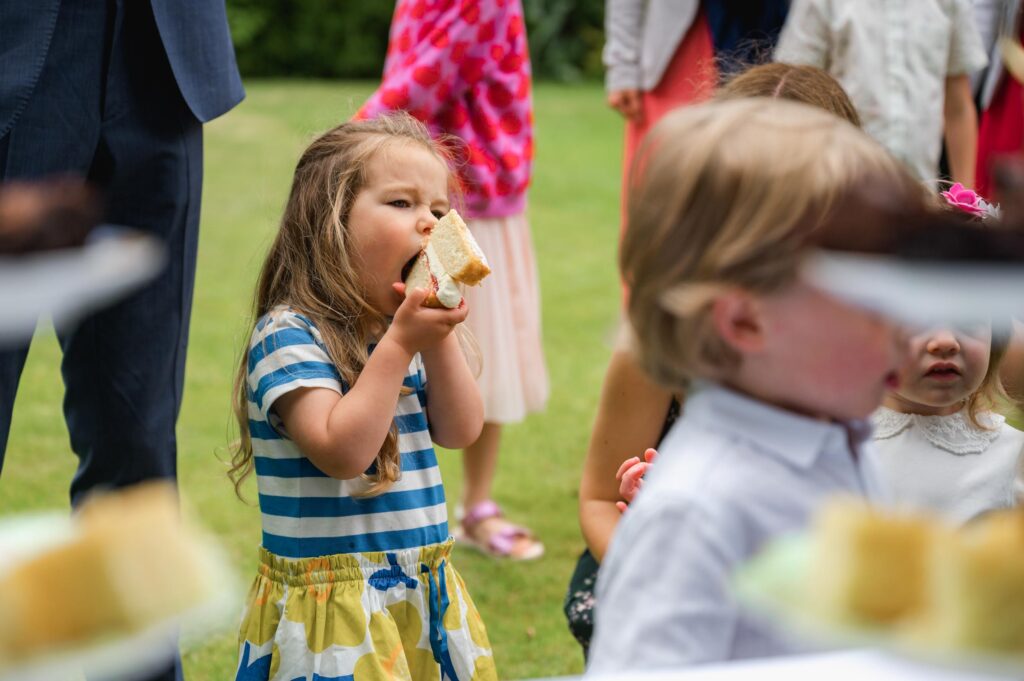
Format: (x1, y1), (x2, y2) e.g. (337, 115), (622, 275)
(802, 252), (1024, 327)
(0, 512), (238, 681)
(0, 228), (165, 343)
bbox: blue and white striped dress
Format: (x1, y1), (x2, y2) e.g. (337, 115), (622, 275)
(246, 306), (449, 559)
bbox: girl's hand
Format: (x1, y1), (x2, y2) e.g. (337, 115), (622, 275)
(607, 89), (643, 121)
(386, 283), (468, 355)
(615, 448), (657, 512)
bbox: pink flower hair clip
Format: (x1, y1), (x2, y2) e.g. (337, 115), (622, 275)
(940, 182), (1001, 220)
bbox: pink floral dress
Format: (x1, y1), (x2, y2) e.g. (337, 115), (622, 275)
(357, 0), (533, 219)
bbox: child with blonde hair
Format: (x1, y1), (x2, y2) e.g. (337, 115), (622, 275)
(229, 113), (496, 681)
(872, 323), (1024, 524)
(587, 97), (928, 672)
(870, 191), (1024, 523)
(566, 61), (865, 658)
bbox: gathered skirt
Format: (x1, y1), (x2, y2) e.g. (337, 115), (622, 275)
(235, 540), (496, 681)
(462, 213), (549, 424)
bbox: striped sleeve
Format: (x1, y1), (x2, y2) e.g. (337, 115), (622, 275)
(247, 310), (343, 430)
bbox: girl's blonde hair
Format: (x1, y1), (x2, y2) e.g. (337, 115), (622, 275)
(720, 62), (862, 128)
(622, 97), (927, 392)
(229, 112), (459, 498)
(967, 332), (1010, 429)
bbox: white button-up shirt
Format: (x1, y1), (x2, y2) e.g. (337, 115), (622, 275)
(775, 0), (987, 183)
(587, 382), (884, 675)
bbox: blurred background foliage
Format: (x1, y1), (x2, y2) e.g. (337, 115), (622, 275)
(226, 0), (606, 81)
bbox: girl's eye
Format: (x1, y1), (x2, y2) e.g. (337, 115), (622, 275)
(389, 200), (411, 208)
(432, 210), (445, 219)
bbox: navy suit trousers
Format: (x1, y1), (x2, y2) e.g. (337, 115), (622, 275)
(0, 1), (202, 677)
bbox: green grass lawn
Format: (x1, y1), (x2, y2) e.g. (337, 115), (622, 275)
(1, 80), (624, 680)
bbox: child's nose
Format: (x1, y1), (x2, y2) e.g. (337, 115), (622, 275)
(417, 210), (437, 235)
(926, 330), (960, 356)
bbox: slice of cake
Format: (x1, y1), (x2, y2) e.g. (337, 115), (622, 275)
(404, 209), (491, 308)
(0, 482), (212, 664)
(926, 509), (1024, 652)
(809, 497), (934, 624)
(404, 240), (463, 309)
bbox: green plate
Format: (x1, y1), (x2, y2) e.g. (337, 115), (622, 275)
(733, 533), (1024, 678)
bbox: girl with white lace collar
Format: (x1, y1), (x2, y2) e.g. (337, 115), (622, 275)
(871, 323), (1024, 523)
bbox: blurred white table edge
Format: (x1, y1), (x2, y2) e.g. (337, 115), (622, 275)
(540, 649), (1015, 681)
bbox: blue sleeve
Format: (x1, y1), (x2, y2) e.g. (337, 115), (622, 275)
(247, 311), (345, 428)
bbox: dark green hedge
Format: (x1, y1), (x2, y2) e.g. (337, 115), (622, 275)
(226, 0), (605, 81)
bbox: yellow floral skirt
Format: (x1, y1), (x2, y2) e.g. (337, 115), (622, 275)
(234, 540), (496, 681)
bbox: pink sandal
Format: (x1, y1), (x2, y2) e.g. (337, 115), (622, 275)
(454, 500), (544, 561)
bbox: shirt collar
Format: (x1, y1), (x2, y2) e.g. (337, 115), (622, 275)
(871, 406), (1003, 455)
(685, 381), (867, 469)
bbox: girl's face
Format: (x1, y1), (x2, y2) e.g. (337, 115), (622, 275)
(347, 143), (450, 315)
(884, 325), (991, 416)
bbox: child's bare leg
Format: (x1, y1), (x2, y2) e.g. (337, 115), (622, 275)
(461, 423), (543, 559)
(463, 422), (501, 506)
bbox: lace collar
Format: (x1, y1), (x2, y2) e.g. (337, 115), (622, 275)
(871, 406), (1004, 455)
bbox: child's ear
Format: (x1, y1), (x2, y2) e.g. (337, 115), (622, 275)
(711, 290), (766, 354)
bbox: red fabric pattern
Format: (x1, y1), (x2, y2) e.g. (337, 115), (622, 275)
(976, 23), (1024, 198)
(358, 0), (533, 218)
(619, 8), (717, 305)
(620, 8), (717, 224)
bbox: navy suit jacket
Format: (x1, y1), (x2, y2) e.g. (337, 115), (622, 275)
(0, 0), (245, 138)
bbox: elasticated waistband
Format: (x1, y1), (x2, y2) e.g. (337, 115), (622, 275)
(257, 539), (454, 586)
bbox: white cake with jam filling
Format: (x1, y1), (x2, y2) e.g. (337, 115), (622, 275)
(404, 209), (490, 308)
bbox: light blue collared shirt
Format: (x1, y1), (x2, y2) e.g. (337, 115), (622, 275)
(587, 382), (883, 675)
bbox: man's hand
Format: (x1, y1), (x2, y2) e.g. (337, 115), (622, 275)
(0, 177), (100, 254)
